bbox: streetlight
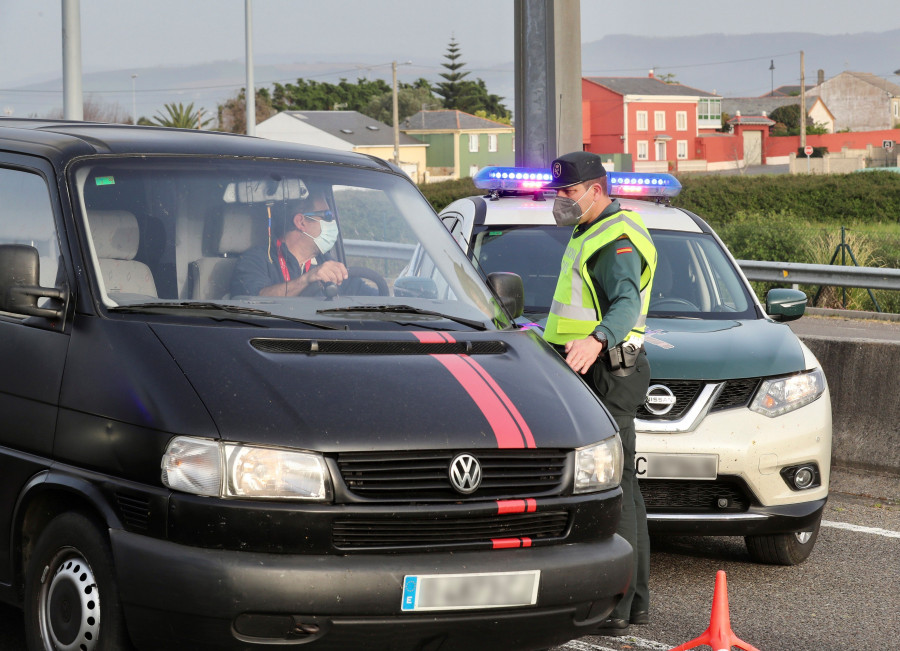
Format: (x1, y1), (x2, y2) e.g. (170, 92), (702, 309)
(392, 60), (412, 165)
(769, 60), (775, 96)
(131, 74), (138, 125)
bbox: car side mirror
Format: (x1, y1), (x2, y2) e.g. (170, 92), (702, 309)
(0, 244), (67, 320)
(766, 288), (807, 322)
(487, 271), (524, 319)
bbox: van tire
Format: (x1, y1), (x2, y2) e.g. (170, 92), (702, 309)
(24, 512), (133, 651)
(744, 512), (822, 565)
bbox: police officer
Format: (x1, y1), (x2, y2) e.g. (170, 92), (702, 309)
(542, 151), (656, 636)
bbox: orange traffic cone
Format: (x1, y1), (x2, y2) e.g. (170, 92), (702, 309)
(669, 570), (760, 651)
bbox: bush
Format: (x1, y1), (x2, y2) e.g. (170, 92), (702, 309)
(419, 177), (478, 213)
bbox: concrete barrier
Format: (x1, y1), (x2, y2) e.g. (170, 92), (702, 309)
(797, 335), (900, 476)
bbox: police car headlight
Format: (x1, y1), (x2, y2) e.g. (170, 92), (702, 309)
(749, 368), (826, 418)
(574, 437), (623, 493)
(162, 437), (332, 501)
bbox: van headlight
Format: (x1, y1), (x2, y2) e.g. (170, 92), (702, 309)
(573, 437), (623, 494)
(161, 436), (332, 501)
(749, 368), (826, 418)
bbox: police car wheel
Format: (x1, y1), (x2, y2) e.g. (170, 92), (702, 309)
(744, 512), (822, 565)
(24, 512), (133, 651)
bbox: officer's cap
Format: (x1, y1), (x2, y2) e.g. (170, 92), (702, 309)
(544, 151), (607, 189)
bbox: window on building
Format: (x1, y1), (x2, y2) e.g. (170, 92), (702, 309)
(698, 98), (722, 122)
(676, 111), (688, 131)
(677, 140), (688, 160)
(468, 134), (479, 153)
(637, 141), (649, 160)
(654, 111), (666, 130)
(488, 134), (498, 153)
(636, 111), (648, 131)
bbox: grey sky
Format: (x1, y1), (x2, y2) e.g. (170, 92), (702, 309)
(2, 0), (897, 86)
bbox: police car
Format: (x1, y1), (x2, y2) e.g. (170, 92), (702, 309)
(438, 167), (832, 565)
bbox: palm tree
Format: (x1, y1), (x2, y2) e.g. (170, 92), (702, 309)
(150, 102), (213, 129)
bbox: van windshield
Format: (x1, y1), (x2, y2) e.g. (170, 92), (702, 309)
(70, 157), (508, 330)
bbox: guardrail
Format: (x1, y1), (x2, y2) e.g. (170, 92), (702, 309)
(344, 239), (416, 260)
(738, 260), (900, 291)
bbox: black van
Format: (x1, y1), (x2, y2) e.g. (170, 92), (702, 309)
(0, 120), (630, 651)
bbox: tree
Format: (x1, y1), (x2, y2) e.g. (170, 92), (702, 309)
(769, 104), (828, 136)
(42, 96), (131, 123)
(362, 79), (443, 124)
(432, 38), (511, 120)
(433, 37), (470, 109)
(150, 102), (214, 129)
(271, 78), (392, 113)
(216, 88), (277, 134)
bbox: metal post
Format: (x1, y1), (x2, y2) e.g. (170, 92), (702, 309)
(392, 61), (400, 165)
(131, 74), (138, 125)
(62, 0), (83, 120)
(514, 0), (555, 168)
(245, 0), (256, 136)
(799, 51), (806, 152)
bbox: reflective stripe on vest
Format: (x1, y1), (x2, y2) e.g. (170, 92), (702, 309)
(543, 210), (657, 346)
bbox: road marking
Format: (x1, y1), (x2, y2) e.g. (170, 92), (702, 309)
(823, 520), (900, 539)
(563, 636), (672, 650)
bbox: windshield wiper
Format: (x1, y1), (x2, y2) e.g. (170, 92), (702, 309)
(317, 304), (488, 331)
(110, 302), (340, 329)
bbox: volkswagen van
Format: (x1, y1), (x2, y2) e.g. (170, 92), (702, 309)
(436, 167), (832, 566)
(0, 120), (631, 651)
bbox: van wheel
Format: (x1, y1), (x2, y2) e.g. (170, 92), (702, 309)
(744, 512), (822, 565)
(24, 512), (133, 651)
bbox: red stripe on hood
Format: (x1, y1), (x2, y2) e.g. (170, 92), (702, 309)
(458, 355), (536, 448)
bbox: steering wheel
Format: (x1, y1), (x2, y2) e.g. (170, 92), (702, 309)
(652, 297), (701, 311)
(340, 266), (390, 296)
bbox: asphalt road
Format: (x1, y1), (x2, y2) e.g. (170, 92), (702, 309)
(1, 469), (896, 651)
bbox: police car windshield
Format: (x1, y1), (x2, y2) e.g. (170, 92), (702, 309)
(69, 156), (509, 329)
(471, 227), (756, 321)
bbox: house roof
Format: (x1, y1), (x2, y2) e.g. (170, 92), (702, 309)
(268, 111), (424, 147)
(584, 76), (720, 98)
(821, 71), (900, 95)
(726, 114), (776, 126)
(759, 85), (815, 98)
(401, 110), (513, 131)
(723, 96), (821, 118)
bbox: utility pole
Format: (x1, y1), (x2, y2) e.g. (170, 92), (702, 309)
(769, 60), (775, 96)
(62, 0), (83, 120)
(245, 0), (256, 136)
(131, 74), (138, 125)
(799, 51), (806, 151)
(392, 60), (400, 165)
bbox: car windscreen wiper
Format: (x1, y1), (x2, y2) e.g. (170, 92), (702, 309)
(110, 302), (340, 329)
(317, 304), (488, 331)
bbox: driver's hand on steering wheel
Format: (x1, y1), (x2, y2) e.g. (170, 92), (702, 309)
(309, 260), (349, 286)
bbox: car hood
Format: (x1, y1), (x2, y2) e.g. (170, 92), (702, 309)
(150, 323), (616, 452)
(643, 317), (806, 380)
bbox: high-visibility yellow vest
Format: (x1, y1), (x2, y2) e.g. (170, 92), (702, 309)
(543, 208), (657, 346)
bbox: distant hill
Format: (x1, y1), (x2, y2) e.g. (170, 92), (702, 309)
(4, 29), (897, 123)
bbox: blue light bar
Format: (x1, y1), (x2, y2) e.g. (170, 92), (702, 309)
(473, 167), (553, 191)
(607, 172), (681, 198)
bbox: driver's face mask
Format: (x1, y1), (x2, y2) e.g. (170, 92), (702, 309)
(301, 213), (339, 254)
(552, 184), (597, 227)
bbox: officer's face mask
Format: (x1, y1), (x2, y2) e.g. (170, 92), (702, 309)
(552, 184), (597, 226)
(300, 212), (339, 254)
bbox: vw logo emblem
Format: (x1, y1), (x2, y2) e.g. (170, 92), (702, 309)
(645, 384), (676, 415)
(449, 453), (482, 494)
(552, 161), (562, 178)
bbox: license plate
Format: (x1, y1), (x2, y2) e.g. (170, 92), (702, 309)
(401, 570), (540, 612)
(636, 453), (718, 480)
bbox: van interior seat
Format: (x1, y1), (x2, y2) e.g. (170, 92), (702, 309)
(89, 210), (158, 297)
(190, 205), (255, 300)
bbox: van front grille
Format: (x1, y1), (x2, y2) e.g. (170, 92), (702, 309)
(337, 450), (568, 501)
(333, 511), (569, 550)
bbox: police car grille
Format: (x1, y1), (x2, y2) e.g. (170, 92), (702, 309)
(333, 511), (569, 550)
(637, 381), (701, 419)
(712, 378), (761, 411)
(640, 478), (752, 513)
(251, 338), (506, 355)
(337, 450), (568, 501)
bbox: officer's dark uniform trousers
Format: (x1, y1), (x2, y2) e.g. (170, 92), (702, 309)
(591, 348), (651, 620)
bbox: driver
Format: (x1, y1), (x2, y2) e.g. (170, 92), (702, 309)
(230, 193), (348, 297)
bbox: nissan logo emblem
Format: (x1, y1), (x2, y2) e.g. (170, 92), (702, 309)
(645, 384), (677, 415)
(449, 453), (482, 494)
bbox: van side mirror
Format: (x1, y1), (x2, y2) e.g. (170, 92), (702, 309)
(487, 272), (524, 319)
(766, 288), (807, 322)
(0, 244), (67, 320)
